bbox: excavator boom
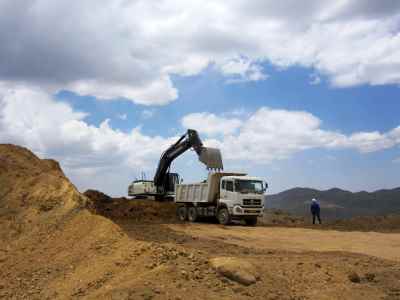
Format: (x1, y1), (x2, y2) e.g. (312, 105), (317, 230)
(129, 129), (223, 199)
(153, 129), (223, 188)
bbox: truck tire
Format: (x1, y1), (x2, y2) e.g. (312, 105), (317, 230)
(245, 217), (258, 226)
(177, 206), (187, 221)
(217, 208), (231, 225)
(188, 207), (198, 222)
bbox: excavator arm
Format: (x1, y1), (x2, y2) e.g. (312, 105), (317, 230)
(153, 129), (223, 190)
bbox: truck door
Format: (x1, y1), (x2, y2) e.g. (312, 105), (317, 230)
(221, 180), (235, 201)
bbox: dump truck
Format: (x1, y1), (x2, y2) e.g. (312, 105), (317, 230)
(175, 172), (267, 225)
(128, 129), (223, 200)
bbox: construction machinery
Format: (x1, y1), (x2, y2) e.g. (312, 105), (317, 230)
(128, 129), (223, 200)
(175, 172), (267, 226)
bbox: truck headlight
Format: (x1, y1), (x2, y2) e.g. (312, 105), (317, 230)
(234, 205), (243, 214)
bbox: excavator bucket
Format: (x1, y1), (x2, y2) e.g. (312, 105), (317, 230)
(199, 147), (223, 170)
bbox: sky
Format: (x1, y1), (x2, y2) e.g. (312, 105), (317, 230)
(0, 0), (399, 196)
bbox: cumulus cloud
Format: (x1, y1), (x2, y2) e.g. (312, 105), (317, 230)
(0, 85), (175, 193)
(220, 57), (268, 83)
(182, 113), (243, 136)
(0, 1), (400, 105)
(1, 86), (399, 194)
(182, 108), (400, 162)
(141, 109), (155, 120)
(117, 114), (127, 120)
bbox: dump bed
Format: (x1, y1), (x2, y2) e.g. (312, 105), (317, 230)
(175, 182), (210, 203)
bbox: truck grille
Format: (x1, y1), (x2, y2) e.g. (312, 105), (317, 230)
(243, 199), (262, 206)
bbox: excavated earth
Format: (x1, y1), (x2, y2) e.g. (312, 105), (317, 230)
(1, 144), (400, 300)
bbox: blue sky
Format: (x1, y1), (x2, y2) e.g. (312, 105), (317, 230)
(0, 1), (399, 195)
(53, 64), (400, 194)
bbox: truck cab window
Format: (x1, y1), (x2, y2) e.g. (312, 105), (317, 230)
(226, 181), (233, 192)
(222, 180), (226, 190)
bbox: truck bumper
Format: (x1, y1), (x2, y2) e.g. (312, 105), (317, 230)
(230, 205), (264, 217)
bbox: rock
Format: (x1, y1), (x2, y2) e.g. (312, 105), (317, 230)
(365, 273), (376, 282)
(180, 270), (189, 280)
(348, 272), (361, 283)
(209, 257), (258, 286)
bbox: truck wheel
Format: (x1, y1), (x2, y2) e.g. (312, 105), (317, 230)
(177, 206), (187, 221)
(217, 208), (231, 225)
(245, 217), (258, 226)
(188, 207), (198, 222)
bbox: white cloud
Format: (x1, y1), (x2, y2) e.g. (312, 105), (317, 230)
(182, 108), (400, 162)
(1, 1), (400, 105)
(220, 57), (268, 83)
(182, 112), (243, 136)
(117, 113), (127, 120)
(0, 85), (175, 194)
(1, 86), (399, 195)
(141, 109), (155, 120)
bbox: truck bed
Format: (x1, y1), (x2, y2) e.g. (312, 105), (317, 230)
(175, 182), (210, 203)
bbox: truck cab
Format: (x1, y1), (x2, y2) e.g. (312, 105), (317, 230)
(219, 175), (266, 225)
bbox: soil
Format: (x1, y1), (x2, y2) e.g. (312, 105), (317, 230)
(1, 144), (400, 300)
(262, 209), (400, 233)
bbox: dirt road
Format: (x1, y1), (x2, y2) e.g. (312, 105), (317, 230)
(169, 224), (400, 261)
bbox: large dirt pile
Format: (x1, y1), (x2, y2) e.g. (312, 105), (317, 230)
(0, 144), (229, 300)
(0, 144), (89, 242)
(84, 190), (178, 223)
(0, 144), (132, 299)
(0, 144), (86, 213)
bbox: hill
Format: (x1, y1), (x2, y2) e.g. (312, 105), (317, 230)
(266, 187), (400, 219)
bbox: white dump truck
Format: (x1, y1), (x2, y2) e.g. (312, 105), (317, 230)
(175, 172), (267, 226)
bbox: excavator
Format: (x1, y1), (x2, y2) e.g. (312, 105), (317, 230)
(128, 129), (223, 200)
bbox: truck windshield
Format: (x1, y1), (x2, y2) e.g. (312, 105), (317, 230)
(235, 180), (264, 194)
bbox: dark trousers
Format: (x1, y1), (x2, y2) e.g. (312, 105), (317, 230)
(312, 212), (321, 224)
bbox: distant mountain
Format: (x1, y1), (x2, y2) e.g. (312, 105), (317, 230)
(266, 187), (400, 220)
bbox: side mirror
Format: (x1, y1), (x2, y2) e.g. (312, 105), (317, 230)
(264, 182), (268, 192)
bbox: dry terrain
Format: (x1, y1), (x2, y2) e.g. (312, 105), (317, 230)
(1, 144), (400, 300)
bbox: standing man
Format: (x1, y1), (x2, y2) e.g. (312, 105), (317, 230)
(310, 198), (321, 224)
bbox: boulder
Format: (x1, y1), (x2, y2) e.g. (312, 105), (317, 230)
(209, 257), (258, 286)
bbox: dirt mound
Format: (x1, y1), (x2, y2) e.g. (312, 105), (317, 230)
(0, 144), (132, 298)
(84, 189), (178, 223)
(0, 144), (90, 243)
(0, 144), (86, 215)
(83, 189), (112, 203)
